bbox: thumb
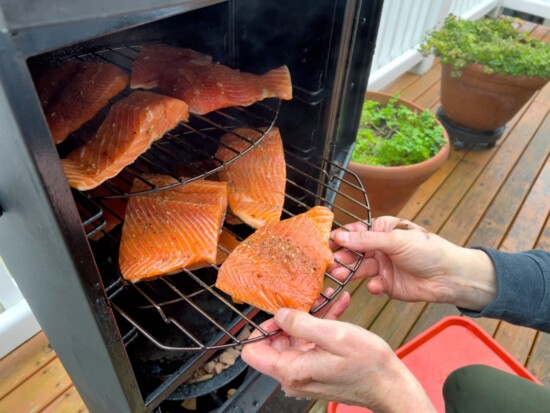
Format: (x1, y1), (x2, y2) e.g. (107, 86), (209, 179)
(333, 229), (397, 254)
(275, 308), (349, 356)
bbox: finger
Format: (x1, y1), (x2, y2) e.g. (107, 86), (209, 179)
(329, 222), (370, 249)
(322, 291), (350, 320)
(274, 309), (351, 356)
(332, 229), (399, 254)
(330, 256), (379, 282)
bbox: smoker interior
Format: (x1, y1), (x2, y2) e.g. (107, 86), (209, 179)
(16, 1), (378, 411)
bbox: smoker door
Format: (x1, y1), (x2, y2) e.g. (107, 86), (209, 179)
(0, 1), (382, 412)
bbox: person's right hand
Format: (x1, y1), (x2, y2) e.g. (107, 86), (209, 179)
(329, 216), (497, 311)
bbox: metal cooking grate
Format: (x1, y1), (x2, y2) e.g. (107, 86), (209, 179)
(58, 43), (371, 352)
(45, 44), (281, 198)
(80, 152), (371, 352)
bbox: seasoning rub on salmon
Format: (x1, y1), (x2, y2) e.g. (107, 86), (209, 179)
(215, 127), (286, 229)
(130, 43), (292, 115)
(215, 206), (334, 314)
(61, 91), (189, 191)
(34, 61), (129, 144)
(119, 175), (228, 282)
(130, 44), (213, 89)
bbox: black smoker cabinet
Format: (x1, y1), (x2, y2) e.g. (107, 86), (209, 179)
(0, 1), (383, 412)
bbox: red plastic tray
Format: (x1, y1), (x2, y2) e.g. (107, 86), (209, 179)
(327, 316), (541, 413)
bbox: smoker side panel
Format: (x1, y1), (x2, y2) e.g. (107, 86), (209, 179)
(0, 33), (144, 413)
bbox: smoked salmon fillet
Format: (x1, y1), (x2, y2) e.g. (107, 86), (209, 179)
(215, 127), (286, 228)
(61, 91), (189, 191)
(159, 61), (292, 114)
(130, 44), (212, 89)
(215, 206), (334, 314)
(119, 175), (228, 282)
(37, 61), (129, 144)
(130, 43), (292, 114)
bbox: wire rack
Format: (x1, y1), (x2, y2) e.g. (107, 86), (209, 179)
(80, 150), (371, 352)
(52, 43), (372, 352)
(44, 44), (280, 197)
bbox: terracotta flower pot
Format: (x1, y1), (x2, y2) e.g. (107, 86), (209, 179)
(440, 63), (548, 131)
(334, 91), (450, 222)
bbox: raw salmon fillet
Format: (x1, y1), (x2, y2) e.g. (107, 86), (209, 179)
(215, 127), (286, 228)
(119, 175), (228, 282)
(186, 229), (241, 271)
(130, 44), (212, 89)
(215, 206), (334, 314)
(159, 61), (292, 114)
(61, 91), (189, 191)
(38, 61), (129, 144)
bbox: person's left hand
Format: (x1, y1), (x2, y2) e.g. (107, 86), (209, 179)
(241, 295), (435, 412)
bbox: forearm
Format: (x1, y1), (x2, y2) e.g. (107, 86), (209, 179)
(459, 248), (550, 333)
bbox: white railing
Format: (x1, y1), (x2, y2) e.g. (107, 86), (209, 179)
(0, 258), (41, 358)
(368, 0), (504, 90)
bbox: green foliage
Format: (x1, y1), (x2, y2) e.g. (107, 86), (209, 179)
(351, 96), (446, 167)
(420, 15), (550, 78)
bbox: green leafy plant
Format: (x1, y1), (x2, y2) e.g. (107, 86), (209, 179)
(351, 95), (445, 167)
(420, 15), (550, 78)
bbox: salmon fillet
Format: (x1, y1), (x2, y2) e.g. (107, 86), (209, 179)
(61, 91), (189, 191)
(38, 61), (129, 144)
(215, 127), (286, 228)
(130, 44), (212, 89)
(215, 206), (334, 314)
(119, 175), (228, 282)
(159, 61), (292, 115)
(33, 60), (79, 107)
(186, 229), (241, 271)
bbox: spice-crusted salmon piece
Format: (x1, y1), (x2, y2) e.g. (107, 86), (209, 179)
(215, 206), (334, 314)
(32, 60), (79, 108)
(159, 61), (292, 115)
(38, 61), (129, 144)
(215, 127), (286, 229)
(130, 44), (212, 89)
(61, 91), (189, 191)
(119, 175), (228, 282)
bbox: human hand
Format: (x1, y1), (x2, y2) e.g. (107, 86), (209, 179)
(329, 216), (496, 311)
(242, 306), (435, 412)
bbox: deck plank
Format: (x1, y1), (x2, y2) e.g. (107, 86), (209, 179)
(41, 386), (88, 413)
(0, 332), (56, 400)
(0, 358), (72, 413)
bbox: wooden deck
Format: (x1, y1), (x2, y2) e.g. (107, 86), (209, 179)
(1, 21), (550, 413)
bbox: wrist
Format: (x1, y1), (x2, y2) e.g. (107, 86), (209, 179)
(374, 356), (435, 413)
(446, 247), (497, 311)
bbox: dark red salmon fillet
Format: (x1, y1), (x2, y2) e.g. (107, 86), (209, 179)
(38, 61), (129, 144)
(216, 206), (334, 314)
(119, 175), (228, 282)
(159, 62), (292, 115)
(61, 91), (189, 191)
(130, 44), (212, 89)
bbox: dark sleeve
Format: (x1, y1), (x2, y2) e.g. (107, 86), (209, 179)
(459, 247), (550, 333)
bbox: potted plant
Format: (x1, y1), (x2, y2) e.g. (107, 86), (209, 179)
(420, 15), (550, 146)
(335, 91), (449, 221)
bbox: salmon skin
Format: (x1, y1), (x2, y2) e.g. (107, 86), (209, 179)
(119, 175), (228, 282)
(130, 43), (292, 114)
(61, 91), (189, 191)
(33, 61), (129, 144)
(215, 206), (334, 314)
(215, 127), (286, 229)
(130, 44), (212, 89)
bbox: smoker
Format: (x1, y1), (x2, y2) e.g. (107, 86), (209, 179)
(0, 0), (382, 412)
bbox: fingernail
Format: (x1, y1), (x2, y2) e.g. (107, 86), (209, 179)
(275, 308), (290, 324)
